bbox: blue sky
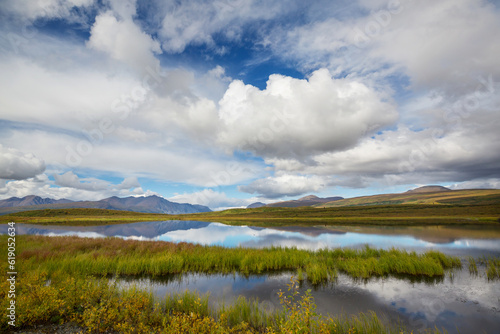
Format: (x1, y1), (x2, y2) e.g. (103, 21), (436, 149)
(1, 0), (500, 210)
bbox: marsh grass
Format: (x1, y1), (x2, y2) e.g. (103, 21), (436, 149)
(8, 235), (462, 285)
(486, 257), (500, 280)
(465, 256), (500, 279)
(468, 257), (478, 275)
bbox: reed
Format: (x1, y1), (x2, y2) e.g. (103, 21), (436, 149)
(486, 257), (500, 280)
(468, 257), (478, 275)
(6, 235), (462, 284)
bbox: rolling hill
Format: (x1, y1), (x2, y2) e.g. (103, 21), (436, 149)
(315, 188), (500, 208)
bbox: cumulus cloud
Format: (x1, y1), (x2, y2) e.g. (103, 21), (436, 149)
(0, 145), (45, 180)
(218, 69), (397, 159)
(87, 11), (161, 73)
(239, 174), (328, 199)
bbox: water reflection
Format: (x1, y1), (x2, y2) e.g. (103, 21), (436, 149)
(2, 220), (500, 256)
(117, 268), (500, 334)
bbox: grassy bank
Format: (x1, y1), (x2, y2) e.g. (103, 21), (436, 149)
(0, 208), (172, 226)
(2, 203), (499, 226)
(172, 203), (500, 226)
(7, 235), (461, 284)
(1, 271), (443, 334)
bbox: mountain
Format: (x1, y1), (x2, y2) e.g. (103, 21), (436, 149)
(266, 195), (344, 208)
(97, 195), (211, 214)
(0, 195), (211, 215)
(247, 202), (266, 209)
(317, 188), (500, 208)
(406, 185), (451, 193)
(0, 195), (73, 208)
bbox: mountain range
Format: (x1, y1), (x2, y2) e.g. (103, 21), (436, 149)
(0, 195), (211, 215)
(0, 195), (73, 208)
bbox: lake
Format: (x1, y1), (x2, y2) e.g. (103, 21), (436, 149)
(4, 220), (500, 256)
(3, 220), (500, 333)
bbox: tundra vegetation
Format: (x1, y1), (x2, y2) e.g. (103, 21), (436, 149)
(2, 234), (489, 333)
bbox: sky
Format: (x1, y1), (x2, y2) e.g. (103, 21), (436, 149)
(0, 0), (499, 210)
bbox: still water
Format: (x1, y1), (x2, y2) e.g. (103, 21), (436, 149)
(4, 220), (500, 256)
(117, 269), (500, 334)
(3, 220), (500, 333)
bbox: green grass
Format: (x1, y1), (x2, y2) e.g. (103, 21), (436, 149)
(465, 256), (500, 279)
(486, 257), (500, 280)
(0, 208), (173, 225)
(6, 235), (462, 284)
(468, 257), (479, 275)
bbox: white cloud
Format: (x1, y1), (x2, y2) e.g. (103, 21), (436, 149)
(218, 69), (398, 159)
(87, 11), (161, 73)
(244, 0), (500, 192)
(54, 171), (113, 191)
(0, 57), (139, 132)
(192, 65), (233, 103)
(107, 0), (137, 19)
(1, 0), (95, 24)
(366, 0), (500, 94)
(448, 179), (500, 190)
(0, 145), (45, 180)
(239, 174), (328, 199)
(168, 189), (261, 210)
(1, 128), (261, 188)
(270, 121), (500, 188)
(0, 173), (153, 201)
(118, 176), (141, 189)
(157, 0), (286, 53)
(271, 0), (500, 96)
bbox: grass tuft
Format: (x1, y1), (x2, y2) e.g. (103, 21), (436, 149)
(4, 235), (462, 282)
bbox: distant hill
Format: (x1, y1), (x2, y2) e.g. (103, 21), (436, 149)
(407, 185), (451, 193)
(267, 195), (344, 208)
(0, 195), (73, 208)
(0, 195), (211, 215)
(316, 188), (500, 208)
(247, 202), (266, 209)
